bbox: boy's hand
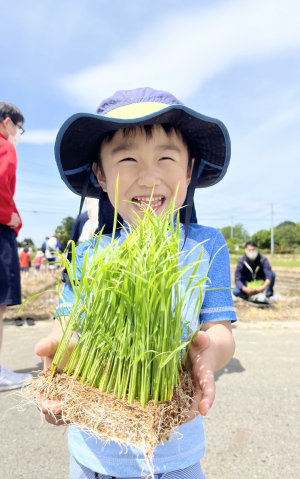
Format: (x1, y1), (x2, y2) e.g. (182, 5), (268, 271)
(35, 334), (65, 425)
(187, 331), (215, 417)
(35, 322), (76, 426)
(186, 322), (235, 420)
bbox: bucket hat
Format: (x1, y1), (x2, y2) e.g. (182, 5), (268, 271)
(55, 87), (231, 237)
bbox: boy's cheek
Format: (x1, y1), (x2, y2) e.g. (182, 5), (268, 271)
(174, 185), (189, 208)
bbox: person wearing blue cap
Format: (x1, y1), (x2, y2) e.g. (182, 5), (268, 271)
(35, 88), (236, 479)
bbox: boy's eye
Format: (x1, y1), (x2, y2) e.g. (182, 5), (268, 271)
(119, 157), (137, 163)
(160, 157), (174, 161)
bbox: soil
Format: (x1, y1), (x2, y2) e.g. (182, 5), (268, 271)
(4, 271), (59, 321)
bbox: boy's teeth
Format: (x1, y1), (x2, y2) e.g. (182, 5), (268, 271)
(133, 196), (164, 207)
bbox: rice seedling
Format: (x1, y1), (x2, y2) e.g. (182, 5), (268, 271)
(21, 184), (213, 475)
(247, 266), (265, 289)
(246, 280), (265, 288)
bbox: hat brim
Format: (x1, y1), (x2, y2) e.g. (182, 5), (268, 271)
(55, 105), (230, 198)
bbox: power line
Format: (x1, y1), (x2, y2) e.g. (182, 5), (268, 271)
(22, 159), (57, 169)
(270, 204), (273, 255)
(197, 216), (297, 222)
(16, 177), (62, 186)
(19, 209), (75, 215)
(18, 167), (60, 179)
(19, 212), (64, 216)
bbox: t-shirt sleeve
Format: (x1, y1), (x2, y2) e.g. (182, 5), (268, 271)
(200, 231), (237, 323)
(55, 244), (86, 318)
(55, 283), (76, 317)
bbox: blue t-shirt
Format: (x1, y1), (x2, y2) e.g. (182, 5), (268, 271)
(57, 222), (236, 476)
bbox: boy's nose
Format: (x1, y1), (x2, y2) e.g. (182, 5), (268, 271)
(137, 174), (161, 188)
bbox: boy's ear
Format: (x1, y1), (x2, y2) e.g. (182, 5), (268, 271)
(92, 162), (107, 192)
(187, 158), (195, 186)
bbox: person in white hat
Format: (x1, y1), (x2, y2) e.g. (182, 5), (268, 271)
(33, 250), (45, 277)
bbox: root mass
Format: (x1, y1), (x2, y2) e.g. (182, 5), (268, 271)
(24, 368), (196, 454)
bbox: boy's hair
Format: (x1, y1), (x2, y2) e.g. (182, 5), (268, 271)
(0, 102), (25, 126)
(23, 245), (29, 253)
(95, 124), (193, 178)
(245, 240), (258, 248)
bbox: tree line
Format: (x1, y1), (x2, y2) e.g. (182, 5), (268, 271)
(18, 218), (300, 253)
(221, 221), (300, 252)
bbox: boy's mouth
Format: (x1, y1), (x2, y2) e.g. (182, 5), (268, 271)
(132, 196), (166, 210)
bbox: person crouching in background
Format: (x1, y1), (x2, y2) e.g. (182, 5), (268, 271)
(233, 240), (276, 300)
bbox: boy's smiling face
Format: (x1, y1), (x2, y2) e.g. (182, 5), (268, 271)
(92, 125), (194, 225)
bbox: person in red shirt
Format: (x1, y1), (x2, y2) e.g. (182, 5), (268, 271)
(19, 245), (30, 283)
(0, 101), (32, 391)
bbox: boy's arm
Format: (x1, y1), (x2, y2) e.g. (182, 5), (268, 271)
(201, 321), (235, 371)
(187, 320), (235, 419)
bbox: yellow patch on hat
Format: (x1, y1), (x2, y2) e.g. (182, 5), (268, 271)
(104, 102), (169, 119)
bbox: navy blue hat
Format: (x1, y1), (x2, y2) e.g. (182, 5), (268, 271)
(55, 88), (231, 240)
(55, 87), (231, 200)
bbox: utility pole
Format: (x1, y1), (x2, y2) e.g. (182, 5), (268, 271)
(270, 204), (274, 256)
(230, 216), (234, 238)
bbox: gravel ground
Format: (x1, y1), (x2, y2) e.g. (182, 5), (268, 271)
(0, 321), (299, 479)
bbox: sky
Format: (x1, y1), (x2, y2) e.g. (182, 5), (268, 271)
(1, 0), (300, 246)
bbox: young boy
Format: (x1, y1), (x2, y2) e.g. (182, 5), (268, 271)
(35, 88), (236, 479)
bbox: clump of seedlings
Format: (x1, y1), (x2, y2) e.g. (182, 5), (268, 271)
(22, 186), (209, 476)
(247, 266), (265, 289)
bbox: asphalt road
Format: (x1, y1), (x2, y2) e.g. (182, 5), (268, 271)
(0, 320), (299, 479)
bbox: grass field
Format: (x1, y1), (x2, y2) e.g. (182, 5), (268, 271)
(229, 253), (300, 268)
(4, 259), (300, 324)
(267, 261), (300, 267)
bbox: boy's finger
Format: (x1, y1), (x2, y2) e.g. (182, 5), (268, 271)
(35, 335), (61, 359)
(45, 414), (67, 426)
(36, 399), (62, 416)
(43, 356), (54, 369)
(192, 331), (210, 350)
(35, 392), (62, 415)
(197, 372), (216, 416)
(189, 331), (210, 364)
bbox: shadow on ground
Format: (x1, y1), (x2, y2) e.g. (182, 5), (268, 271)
(214, 358), (245, 382)
(14, 363), (43, 377)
